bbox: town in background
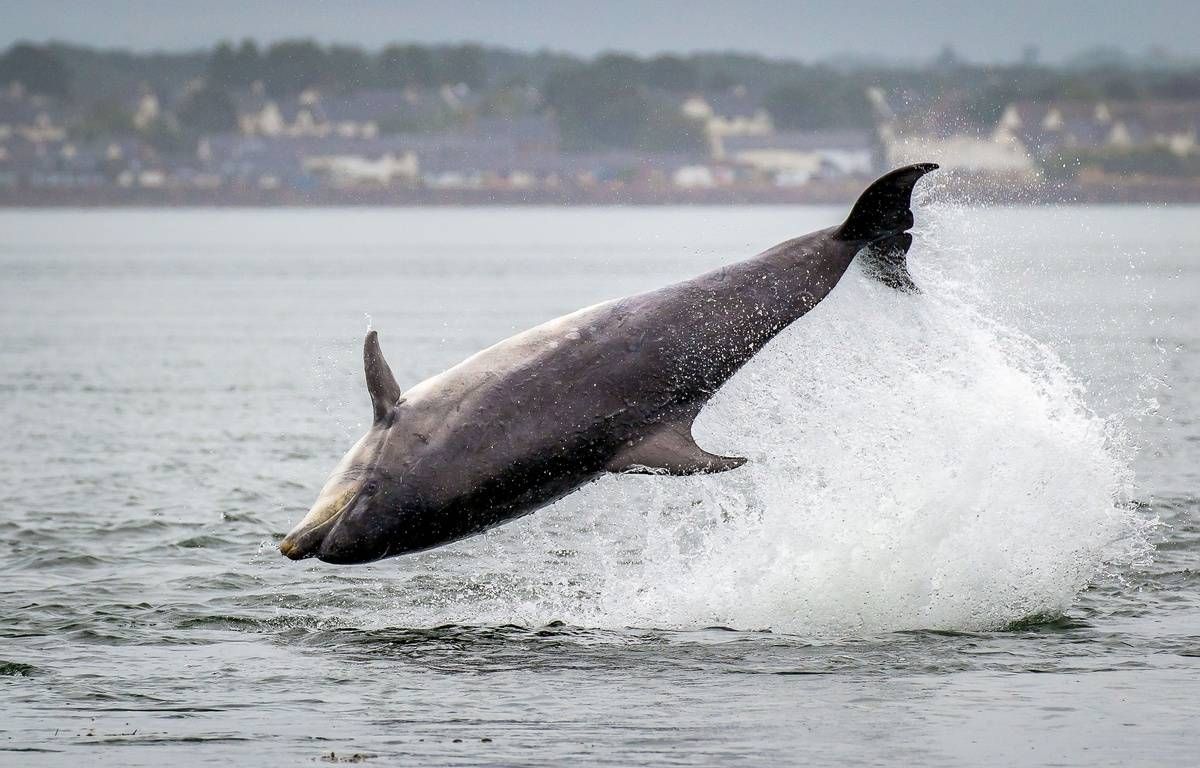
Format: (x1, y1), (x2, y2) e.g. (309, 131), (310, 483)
(3, 40), (1200, 205)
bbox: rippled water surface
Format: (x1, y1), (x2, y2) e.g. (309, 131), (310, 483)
(2, 205), (1198, 766)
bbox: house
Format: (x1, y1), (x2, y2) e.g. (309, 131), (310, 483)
(303, 151), (419, 188)
(130, 87), (161, 130)
(0, 136), (120, 188)
(995, 101), (1113, 160)
(0, 85), (68, 143)
(234, 85), (482, 139)
(468, 115), (560, 156)
(874, 98), (1035, 177)
(883, 130), (1035, 176)
(320, 89), (411, 138)
(721, 130), (876, 184)
(672, 165), (717, 188)
(236, 88), (337, 137)
(680, 86), (774, 157)
(996, 100), (1200, 159)
(198, 134), (323, 188)
(200, 117), (562, 191)
(1111, 101), (1200, 156)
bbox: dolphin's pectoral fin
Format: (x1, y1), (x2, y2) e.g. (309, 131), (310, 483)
(606, 423), (747, 475)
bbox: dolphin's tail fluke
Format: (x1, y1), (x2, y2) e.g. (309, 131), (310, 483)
(835, 163), (938, 293)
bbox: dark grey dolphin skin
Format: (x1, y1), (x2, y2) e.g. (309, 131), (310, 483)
(280, 163), (938, 564)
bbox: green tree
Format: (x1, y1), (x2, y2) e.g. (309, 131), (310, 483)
(1098, 74), (1140, 100)
(592, 53), (645, 90)
(177, 85), (238, 134)
(764, 76), (873, 131)
(140, 116), (189, 155)
(72, 99), (136, 140)
(645, 55), (698, 92)
(702, 70), (738, 91)
(0, 43), (70, 97)
(439, 45), (486, 88)
(208, 42), (238, 86)
(261, 40), (327, 97)
(544, 62), (701, 151)
(208, 39), (262, 88)
(544, 65), (627, 148)
(639, 103), (706, 152)
(326, 45), (371, 90)
(964, 82), (1018, 127)
(378, 44), (436, 87)
(232, 40), (263, 85)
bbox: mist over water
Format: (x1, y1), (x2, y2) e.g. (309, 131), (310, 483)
(1, 205), (1195, 765)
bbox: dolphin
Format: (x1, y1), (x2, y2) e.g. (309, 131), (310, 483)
(280, 163), (938, 564)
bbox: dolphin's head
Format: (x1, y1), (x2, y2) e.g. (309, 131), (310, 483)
(280, 331), (423, 564)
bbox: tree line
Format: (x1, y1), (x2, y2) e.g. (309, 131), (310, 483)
(3, 40), (1200, 156)
(207, 40), (489, 94)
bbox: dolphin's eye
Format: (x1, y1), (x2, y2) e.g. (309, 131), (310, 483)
(362, 481), (379, 496)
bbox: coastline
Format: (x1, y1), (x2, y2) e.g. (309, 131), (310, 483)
(4, 177), (1199, 207)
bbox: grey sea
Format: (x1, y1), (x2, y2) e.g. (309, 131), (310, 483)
(1, 203), (1197, 766)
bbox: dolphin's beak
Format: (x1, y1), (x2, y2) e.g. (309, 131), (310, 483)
(280, 486), (359, 560)
(279, 520), (330, 560)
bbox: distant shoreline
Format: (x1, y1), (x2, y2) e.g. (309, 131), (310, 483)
(4, 177), (1200, 207)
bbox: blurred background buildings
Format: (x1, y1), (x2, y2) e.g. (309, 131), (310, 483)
(2, 39), (1200, 204)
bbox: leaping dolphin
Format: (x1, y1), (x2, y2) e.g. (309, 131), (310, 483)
(280, 163), (938, 564)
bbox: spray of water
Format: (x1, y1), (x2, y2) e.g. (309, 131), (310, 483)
(347, 204), (1155, 639)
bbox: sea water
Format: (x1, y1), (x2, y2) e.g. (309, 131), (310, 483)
(1, 204), (1196, 765)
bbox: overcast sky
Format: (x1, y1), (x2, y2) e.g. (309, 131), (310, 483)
(3, 0), (1198, 62)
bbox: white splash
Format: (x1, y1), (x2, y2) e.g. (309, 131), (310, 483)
(367, 207), (1155, 638)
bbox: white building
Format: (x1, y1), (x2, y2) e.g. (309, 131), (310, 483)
(302, 151), (419, 188)
(722, 130), (876, 183)
(680, 87), (775, 158)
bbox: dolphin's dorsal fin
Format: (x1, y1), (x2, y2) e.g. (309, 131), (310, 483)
(364, 330), (402, 423)
(606, 419), (746, 475)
